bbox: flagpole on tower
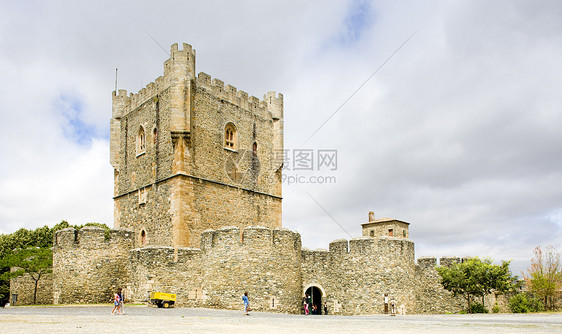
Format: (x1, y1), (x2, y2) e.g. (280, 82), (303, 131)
(115, 68), (118, 92)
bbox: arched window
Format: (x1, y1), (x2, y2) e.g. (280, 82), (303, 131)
(224, 122), (237, 150)
(153, 127), (158, 146)
(137, 126), (146, 155)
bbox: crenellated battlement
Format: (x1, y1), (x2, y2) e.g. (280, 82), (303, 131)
(164, 42), (196, 79)
(111, 74), (169, 118)
(201, 225), (300, 251)
(329, 239), (349, 254)
(301, 248), (329, 263)
(349, 237), (376, 254)
(328, 235), (414, 258)
(111, 43), (196, 118)
(416, 256), (463, 271)
(111, 42), (282, 129)
(439, 256), (462, 267)
(54, 226), (135, 249)
(196, 72), (283, 120)
(417, 256), (438, 269)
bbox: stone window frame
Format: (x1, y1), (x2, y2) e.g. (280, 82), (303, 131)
(136, 125), (146, 156)
(388, 229), (394, 237)
(224, 122), (238, 151)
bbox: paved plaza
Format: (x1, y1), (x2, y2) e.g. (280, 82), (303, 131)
(1, 305), (561, 333)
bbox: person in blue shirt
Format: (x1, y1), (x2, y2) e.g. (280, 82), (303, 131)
(242, 292), (250, 315)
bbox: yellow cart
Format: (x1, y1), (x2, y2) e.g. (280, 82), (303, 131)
(149, 291), (176, 308)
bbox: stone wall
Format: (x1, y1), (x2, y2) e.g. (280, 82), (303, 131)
(52, 227), (135, 304)
(200, 226), (302, 313)
(331, 237), (416, 315)
(191, 87), (282, 195)
(49, 225), (529, 314)
(9, 272), (53, 305)
(414, 257), (465, 313)
(128, 246), (203, 307)
(115, 183), (173, 247)
(300, 236), (417, 315)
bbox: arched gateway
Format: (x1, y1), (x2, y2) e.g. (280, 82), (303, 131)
(303, 284), (326, 315)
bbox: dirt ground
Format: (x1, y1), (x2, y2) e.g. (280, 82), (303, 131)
(1, 305), (561, 334)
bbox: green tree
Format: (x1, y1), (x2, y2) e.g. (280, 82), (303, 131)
(436, 257), (514, 313)
(474, 258), (513, 305)
(523, 245), (562, 310)
(0, 247), (53, 304)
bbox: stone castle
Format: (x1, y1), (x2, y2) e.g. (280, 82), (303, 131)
(12, 42), (480, 314)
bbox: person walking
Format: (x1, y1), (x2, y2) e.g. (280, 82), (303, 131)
(111, 289), (122, 315)
(118, 288), (125, 315)
(390, 297), (397, 316)
(242, 292), (250, 315)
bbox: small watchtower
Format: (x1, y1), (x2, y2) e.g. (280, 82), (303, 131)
(361, 211), (410, 239)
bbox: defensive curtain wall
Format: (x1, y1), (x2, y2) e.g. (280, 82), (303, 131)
(48, 223), (474, 315)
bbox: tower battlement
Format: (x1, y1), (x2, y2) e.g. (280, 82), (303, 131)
(196, 72), (283, 120)
(111, 43), (195, 119)
(111, 42), (281, 122)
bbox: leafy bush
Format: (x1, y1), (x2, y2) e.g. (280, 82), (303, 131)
(470, 302), (489, 313)
(492, 303), (500, 313)
(509, 294), (530, 313)
(508, 294), (544, 313)
(529, 297), (545, 312)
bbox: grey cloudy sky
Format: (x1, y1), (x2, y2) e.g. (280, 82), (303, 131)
(0, 0), (561, 274)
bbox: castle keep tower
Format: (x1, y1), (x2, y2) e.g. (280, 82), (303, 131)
(110, 43), (283, 248)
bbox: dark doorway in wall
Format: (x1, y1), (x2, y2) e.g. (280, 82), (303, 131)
(305, 286), (323, 314)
